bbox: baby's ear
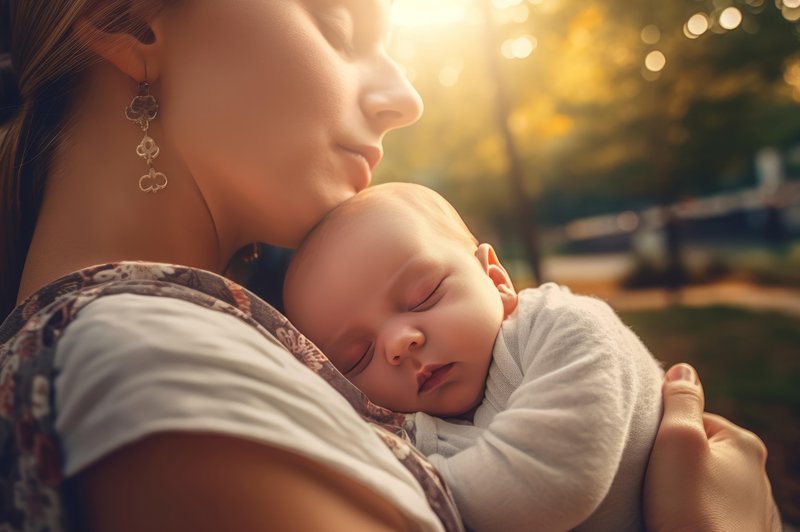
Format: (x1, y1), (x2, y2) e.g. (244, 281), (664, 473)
(475, 244), (518, 318)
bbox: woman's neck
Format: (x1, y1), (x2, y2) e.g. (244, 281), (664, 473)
(16, 65), (235, 304)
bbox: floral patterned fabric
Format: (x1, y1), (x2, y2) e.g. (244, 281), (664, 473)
(0, 262), (463, 532)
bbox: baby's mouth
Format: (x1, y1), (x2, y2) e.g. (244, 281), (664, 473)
(417, 363), (455, 394)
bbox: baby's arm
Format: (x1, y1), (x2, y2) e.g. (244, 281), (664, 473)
(417, 286), (663, 532)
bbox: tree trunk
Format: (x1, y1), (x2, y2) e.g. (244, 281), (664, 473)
(479, 0), (543, 284)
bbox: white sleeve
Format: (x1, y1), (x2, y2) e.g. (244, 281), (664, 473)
(54, 293), (443, 532)
(424, 286), (663, 532)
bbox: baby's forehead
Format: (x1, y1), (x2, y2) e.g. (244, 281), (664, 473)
(328, 186), (474, 242)
(292, 184), (477, 277)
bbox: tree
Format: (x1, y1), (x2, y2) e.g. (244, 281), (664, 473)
(379, 0), (800, 280)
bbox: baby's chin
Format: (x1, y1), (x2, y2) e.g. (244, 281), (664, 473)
(420, 394), (484, 420)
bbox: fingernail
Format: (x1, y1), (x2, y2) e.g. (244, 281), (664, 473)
(666, 363), (695, 383)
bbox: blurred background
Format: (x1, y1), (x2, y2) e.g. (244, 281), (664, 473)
(380, 0), (800, 525)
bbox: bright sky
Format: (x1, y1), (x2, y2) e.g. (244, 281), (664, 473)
(391, 0), (471, 27)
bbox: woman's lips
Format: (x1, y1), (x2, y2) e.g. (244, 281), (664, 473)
(418, 363), (455, 394)
(339, 147), (372, 190)
(340, 144), (382, 171)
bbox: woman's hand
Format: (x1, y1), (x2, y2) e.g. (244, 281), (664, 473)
(644, 363), (782, 532)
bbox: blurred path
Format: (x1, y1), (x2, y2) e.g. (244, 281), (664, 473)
(535, 254), (800, 317)
(604, 281), (800, 317)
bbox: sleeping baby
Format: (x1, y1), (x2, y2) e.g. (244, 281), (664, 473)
(283, 182), (663, 531)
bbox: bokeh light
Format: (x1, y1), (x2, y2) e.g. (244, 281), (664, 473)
(687, 13), (710, 36)
(617, 211), (640, 232)
(783, 0), (800, 8)
(782, 4), (800, 21)
(645, 50), (667, 72)
(719, 6), (743, 30)
(501, 35), (538, 59)
(785, 58), (800, 101)
(438, 59), (464, 87)
(640, 24), (661, 44)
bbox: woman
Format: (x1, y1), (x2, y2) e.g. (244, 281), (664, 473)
(0, 1), (780, 530)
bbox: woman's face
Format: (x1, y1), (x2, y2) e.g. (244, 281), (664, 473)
(158, 0), (422, 248)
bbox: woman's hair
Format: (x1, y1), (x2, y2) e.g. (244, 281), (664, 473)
(0, 0), (170, 318)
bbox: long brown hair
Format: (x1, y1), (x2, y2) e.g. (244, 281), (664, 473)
(0, 0), (169, 319)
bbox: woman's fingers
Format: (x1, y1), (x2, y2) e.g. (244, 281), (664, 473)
(646, 363), (781, 532)
(703, 412), (769, 465)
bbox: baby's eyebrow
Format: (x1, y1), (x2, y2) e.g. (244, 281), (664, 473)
(387, 257), (430, 296)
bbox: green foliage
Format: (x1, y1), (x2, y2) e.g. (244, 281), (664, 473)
(380, 0), (800, 227)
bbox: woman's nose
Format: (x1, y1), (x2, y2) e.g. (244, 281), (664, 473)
(384, 324), (426, 366)
(361, 53), (424, 134)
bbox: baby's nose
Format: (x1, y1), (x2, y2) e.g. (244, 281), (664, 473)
(385, 324), (425, 365)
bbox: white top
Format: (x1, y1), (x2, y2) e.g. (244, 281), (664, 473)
(413, 284), (664, 532)
(54, 293), (444, 532)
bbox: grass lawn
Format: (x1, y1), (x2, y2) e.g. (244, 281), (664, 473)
(620, 305), (800, 525)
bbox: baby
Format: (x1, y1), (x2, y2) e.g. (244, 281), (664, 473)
(284, 183), (663, 532)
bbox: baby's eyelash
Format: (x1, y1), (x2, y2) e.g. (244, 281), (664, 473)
(412, 280), (443, 311)
(347, 342), (374, 375)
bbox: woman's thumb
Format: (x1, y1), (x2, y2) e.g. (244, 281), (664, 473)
(657, 363), (709, 454)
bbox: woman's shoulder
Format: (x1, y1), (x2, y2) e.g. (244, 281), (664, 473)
(53, 293), (298, 407)
(56, 292), (286, 365)
(1, 262), (461, 532)
(53, 292), (313, 472)
(52, 291), (451, 531)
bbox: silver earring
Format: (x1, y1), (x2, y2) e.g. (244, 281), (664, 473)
(125, 72), (167, 193)
(242, 242), (261, 263)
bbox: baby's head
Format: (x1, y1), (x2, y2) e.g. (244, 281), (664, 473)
(284, 183), (517, 416)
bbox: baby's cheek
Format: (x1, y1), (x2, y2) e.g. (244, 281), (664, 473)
(351, 372), (400, 410)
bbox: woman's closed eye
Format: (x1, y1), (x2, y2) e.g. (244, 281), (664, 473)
(316, 6), (357, 54)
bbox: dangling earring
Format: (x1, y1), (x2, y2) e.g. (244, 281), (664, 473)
(242, 242), (261, 263)
(125, 65), (167, 193)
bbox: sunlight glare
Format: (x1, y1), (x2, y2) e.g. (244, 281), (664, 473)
(391, 0), (470, 27)
(492, 0), (524, 7)
(495, 3), (531, 23)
